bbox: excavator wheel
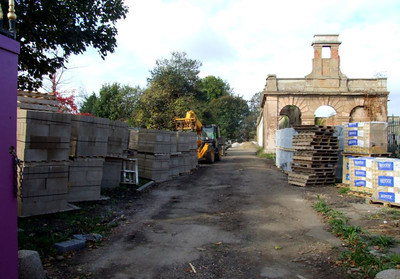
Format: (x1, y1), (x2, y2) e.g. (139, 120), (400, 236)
(206, 149), (215, 164)
(215, 149), (221, 161)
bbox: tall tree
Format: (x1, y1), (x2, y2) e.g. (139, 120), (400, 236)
(135, 51), (205, 129)
(2, 0), (128, 90)
(147, 51), (202, 99)
(197, 75), (231, 102)
(80, 83), (142, 124)
(208, 95), (249, 139)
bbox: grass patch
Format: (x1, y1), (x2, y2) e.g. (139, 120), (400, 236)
(338, 187), (350, 194)
(19, 183), (144, 258)
(313, 195), (398, 278)
(256, 147), (275, 159)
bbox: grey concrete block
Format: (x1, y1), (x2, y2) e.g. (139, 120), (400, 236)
(73, 233), (103, 242)
(54, 238), (86, 253)
(18, 250), (46, 279)
(375, 269), (400, 279)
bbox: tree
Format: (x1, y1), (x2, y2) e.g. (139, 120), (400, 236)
(147, 51), (202, 99)
(3, 0), (128, 90)
(135, 52), (205, 129)
(80, 83), (143, 124)
(208, 95), (249, 139)
(240, 92), (263, 140)
(197, 75), (231, 102)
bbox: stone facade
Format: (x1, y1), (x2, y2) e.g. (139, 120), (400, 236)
(260, 34), (389, 152)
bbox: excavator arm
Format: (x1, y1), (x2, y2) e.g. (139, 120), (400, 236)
(175, 110), (208, 160)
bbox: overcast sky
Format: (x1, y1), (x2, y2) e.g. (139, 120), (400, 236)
(62, 0), (400, 116)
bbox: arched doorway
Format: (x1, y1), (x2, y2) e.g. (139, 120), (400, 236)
(350, 106), (369, 122)
(314, 105), (337, 126)
(278, 105), (301, 129)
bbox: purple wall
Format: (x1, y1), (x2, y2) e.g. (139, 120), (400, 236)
(0, 34), (20, 279)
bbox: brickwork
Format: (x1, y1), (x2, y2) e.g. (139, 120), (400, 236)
(259, 35), (389, 152)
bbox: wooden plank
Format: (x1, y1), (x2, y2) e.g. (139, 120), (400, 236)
(17, 103), (59, 112)
(18, 96), (60, 106)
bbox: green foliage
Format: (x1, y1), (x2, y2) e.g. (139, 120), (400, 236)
(80, 83), (142, 124)
(5, 0), (129, 90)
(338, 187), (350, 194)
(256, 147), (275, 159)
(208, 95), (249, 139)
(147, 51), (202, 99)
(313, 196), (399, 277)
(197, 75), (231, 101)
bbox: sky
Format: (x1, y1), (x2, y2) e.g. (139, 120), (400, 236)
(61, 0), (400, 115)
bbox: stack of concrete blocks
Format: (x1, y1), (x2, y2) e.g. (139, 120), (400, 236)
(16, 109), (72, 217)
(177, 131), (198, 174)
(275, 128), (297, 171)
(135, 129), (172, 182)
(372, 158), (400, 204)
(68, 115), (107, 202)
(101, 120), (129, 189)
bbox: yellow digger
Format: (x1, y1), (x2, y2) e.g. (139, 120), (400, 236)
(175, 110), (224, 163)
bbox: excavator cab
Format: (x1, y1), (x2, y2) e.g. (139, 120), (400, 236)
(175, 111), (225, 163)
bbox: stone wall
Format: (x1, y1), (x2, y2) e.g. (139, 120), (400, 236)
(260, 34), (389, 152)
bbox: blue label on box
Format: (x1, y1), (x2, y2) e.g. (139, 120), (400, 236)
(355, 170), (366, 177)
(377, 161), (394, 171)
(355, 180), (366, 187)
(348, 139), (358, 146)
(378, 176), (394, 187)
(346, 173), (350, 181)
(346, 162), (349, 170)
(353, 159), (366, 167)
(348, 130), (358, 137)
(348, 123), (358, 127)
(379, 192), (395, 202)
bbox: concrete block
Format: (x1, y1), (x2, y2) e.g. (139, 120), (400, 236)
(67, 158), (104, 202)
(18, 194), (69, 217)
(18, 250), (46, 279)
(101, 158), (122, 189)
(73, 233), (103, 242)
(54, 238), (86, 253)
(128, 129), (139, 150)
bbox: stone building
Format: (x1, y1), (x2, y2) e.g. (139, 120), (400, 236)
(258, 34), (389, 152)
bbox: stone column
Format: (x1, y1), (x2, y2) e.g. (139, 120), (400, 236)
(263, 96), (278, 152)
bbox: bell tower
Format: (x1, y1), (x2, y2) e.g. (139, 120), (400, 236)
(306, 34), (346, 79)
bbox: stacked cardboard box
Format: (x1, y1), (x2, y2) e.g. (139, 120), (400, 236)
(17, 109), (72, 217)
(342, 122), (388, 193)
(288, 125), (339, 187)
(344, 122), (387, 155)
(348, 157), (374, 194)
(372, 158), (400, 204)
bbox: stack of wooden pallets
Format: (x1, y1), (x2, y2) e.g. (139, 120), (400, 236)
(288, 125), (339, 187)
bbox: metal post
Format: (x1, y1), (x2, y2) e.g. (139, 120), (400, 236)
(7, 0), (16, 39)
(0, 5), (3, 29)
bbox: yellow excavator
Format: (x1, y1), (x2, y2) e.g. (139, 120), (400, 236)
(175, 110), (224, 163)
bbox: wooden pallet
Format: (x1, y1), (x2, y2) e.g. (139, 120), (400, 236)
(17, 91), (60, 112)
(367, 198), (400, 208)
(342, 152), (391, 158)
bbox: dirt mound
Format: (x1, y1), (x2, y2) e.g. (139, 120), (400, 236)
(238, 141), (257, 149)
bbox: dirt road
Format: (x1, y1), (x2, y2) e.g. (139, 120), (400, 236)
(62, 145), (347, 279)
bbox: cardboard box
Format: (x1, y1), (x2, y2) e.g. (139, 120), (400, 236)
(344, 122), (387, 154)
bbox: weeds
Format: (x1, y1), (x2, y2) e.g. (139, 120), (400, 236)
(338, 187), (350, 194)
(313, 196), (399, 278)
(256, 147), (275, 159)
(18, 183), (144, 257)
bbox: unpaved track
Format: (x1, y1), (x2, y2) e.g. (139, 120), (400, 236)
(69, 146), (347, 279)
